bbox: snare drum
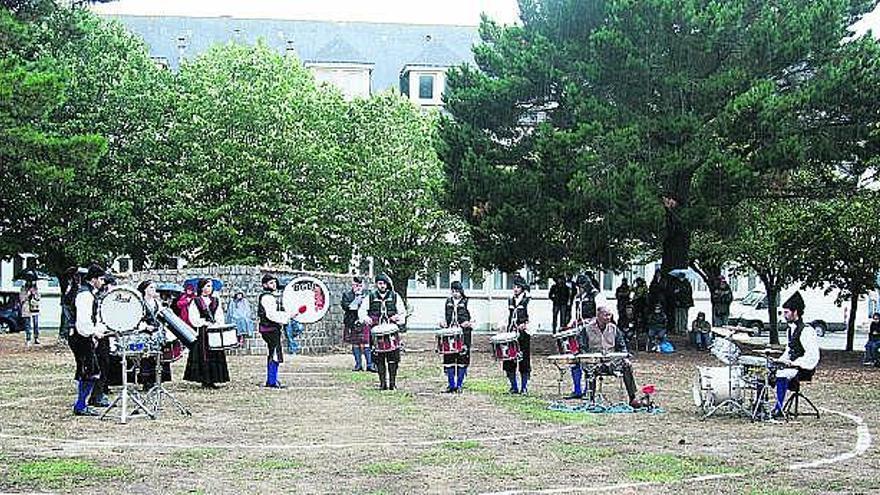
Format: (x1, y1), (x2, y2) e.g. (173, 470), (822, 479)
(372, 323), (401, 353)
(436, 327), (464, 355)
(110, 332), (154, 357)
(554, 327), (582, 355)
(489, 332), (520, 361)
(738, 355), (769, 378)
(206, 324), (238, 351)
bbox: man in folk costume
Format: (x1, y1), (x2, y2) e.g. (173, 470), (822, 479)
(773, 291), (820, 418)
(183, 278), (230, 389)
(581, 306), (641, 408)
(341, 277), (376, 372)
(563, 274), (599, 399)
(69, 264), (107, 416)
(439, 281), (473, 393)
(358, 273), (406, 390)
(504, 276), (532, 394)
(259, 274), (296, 388)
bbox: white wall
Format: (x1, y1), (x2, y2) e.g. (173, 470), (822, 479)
(308, 65), (372, 100)
(405, 68), (447, 107)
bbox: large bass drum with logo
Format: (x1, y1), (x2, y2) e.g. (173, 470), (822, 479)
(282, 276), (330, 324)
(97, 286), (145, 333)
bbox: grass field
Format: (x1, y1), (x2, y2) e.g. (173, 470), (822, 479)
(0, 333), (876, 494)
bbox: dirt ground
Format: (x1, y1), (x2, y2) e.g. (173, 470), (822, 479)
(0, 333), (877, 495)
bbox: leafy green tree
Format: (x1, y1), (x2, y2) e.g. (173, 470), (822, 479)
(169, 41), (351, 268)
(346, 92), (471, 298)
(798, 196), (880, 351)
(441, 0), (879, 281)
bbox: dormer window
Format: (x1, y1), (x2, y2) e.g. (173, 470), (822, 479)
(418, 74), (434, 99)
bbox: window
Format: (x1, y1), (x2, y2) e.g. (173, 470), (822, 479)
(696, 277), (707, 292)
(426, 272), (437, 289)
(460, 264), (471, 290)
(631, 264), (646, 282)
(407, 277), (417, 291)
(747, 274), (756, 291)
(603, 271), (614, 292)
(118, 258), (131, 273)
(493, 270), (504, 290)
(439, 268), (451, 289)
(505, 272), (516, 290)
(730, 276), (739, 292)
(472, 270), (484, 291)
(418, 74), (434, 99)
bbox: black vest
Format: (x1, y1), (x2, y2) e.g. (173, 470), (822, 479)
(508, 295), (529, 327)
(143, 298), (161, 328)
(788, 320), (806, 362)
(193, 296), (219, 325)
(258, 291), (283, 330)
(573, 291), (597, 320)
(445, 297), (470, 327)
(367, 290), (398, 318)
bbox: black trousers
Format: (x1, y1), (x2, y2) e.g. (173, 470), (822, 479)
(374, 349), (400, 388)
(586, 362), (637, 400)
(261, 329), (284, 363)
(68, 332), (99, 381)
(94, 337), (111, 393)
(552, 304), (567, 332)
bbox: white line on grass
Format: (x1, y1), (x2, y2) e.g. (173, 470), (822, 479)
(477, 407), (871, 495)
(0, 425), (578, 453)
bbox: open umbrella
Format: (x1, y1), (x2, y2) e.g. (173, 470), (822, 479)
(14, 268), (50, 282)
(156, 282), (184, 294)
(667, 268), (694, 279)
(184, 278), (224, 292)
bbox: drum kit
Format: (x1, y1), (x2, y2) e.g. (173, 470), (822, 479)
(96, 286), (193, 424)
(693, 326), (782, 420)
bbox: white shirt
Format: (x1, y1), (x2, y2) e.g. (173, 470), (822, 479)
(188, 296), (225, 328)
(74, 286), (105, 338)
(783, 322), (820, 370)
(260, 293), (290, 325)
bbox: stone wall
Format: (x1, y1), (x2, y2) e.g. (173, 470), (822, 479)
(122, 266), (353, 355)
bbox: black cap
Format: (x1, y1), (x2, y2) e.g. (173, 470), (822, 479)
(85, 264), (106, 281)
(375, 273), (392, 286)
(512, 276), (529, 290)
(261, 274), (278, 285)
(451, 281), (463, 292)
(137, 280), (154, 295)
(782, 291), (805, 313)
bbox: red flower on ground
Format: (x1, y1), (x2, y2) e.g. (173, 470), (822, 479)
(641, 384), (656, 395)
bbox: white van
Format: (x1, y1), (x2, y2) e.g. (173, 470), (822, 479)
(728, 287), (869, 337)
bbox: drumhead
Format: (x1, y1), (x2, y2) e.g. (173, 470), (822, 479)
(436, 327), (463, 337)
(556, 328), (579, 339)
(98, 286), (145, 333)
(282, 276), (330, 324)
(490, 332), (518, 343)
(372, 323), (399, 336)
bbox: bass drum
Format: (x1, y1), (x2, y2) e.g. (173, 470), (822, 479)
(97, 286), (145, 333)
(692, 366), (745, 412)
(157, 307), (197, 349)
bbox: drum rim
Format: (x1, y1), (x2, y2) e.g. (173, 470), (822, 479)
(98, 285), (146, 332)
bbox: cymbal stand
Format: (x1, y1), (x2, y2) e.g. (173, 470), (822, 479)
(143, 344), (191, 418)
(100, 333), (157, 424)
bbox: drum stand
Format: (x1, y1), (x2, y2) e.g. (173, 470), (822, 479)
(100, 345), (157, 424)
(143, 354), (192, 418)
(749, 356), (776, 421)
(701, 359), (750, 420)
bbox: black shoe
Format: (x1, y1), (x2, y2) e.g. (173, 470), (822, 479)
(367, 366), (378, 373)
(564, 393), (584, 400)
(353, 366), (364, 372)
(33, 339), (41, 345)
(73, 406), (100, 417)
(89, 395), (110, 408)
(201, 383), (219, 390)
(508, 388), (519, 395)
(443, 386), (457, 393)
(266, 383), (286, 389)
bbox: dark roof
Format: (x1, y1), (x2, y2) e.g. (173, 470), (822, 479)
(106, 15), (479, 92)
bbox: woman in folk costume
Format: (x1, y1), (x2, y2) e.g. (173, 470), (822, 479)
(439, 281), (473, 393)
(504, 276), (532, 394)
(183, 278), (230, 389)
(358, 273), (406, 390)
(137, 280), (172, 390)
(258, 274), (296, 388)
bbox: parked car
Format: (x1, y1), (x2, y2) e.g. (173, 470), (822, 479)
(0, 290), (24, 333)
(729, 288), (868, 337)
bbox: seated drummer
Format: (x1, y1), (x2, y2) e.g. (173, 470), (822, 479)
(581, 306), (641, 408)
(772, 291), (820, 418)
(439, 281), (472, 393)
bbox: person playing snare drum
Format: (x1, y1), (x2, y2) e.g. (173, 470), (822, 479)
(358, 274), (406, 391)
(439, 281), (473, 393)
(504, 276), (531, 394)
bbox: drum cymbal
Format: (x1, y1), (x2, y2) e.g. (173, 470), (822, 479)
(711, 326), (735, 338)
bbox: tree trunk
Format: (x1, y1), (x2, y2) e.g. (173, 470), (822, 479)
(661, 208), (690, 274)
(691, 261), (722, 325)
(847, 292), (859, 352)
(766, 284), (780, 346)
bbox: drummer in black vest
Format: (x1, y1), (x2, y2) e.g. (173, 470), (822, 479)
(772, 291), (820, 418)
(562, 274), (599, 399)
(183, 278), (230, 389)
(357, 273), (406, 390)
(69, 264), (107, 416)
(439, 281), (473, 393)
(505, 276), (531, 394)
(259, 274), (295, 388)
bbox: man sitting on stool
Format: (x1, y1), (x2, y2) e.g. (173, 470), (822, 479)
(581, 306), (641, 408)
(773, 291), (820, 418)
